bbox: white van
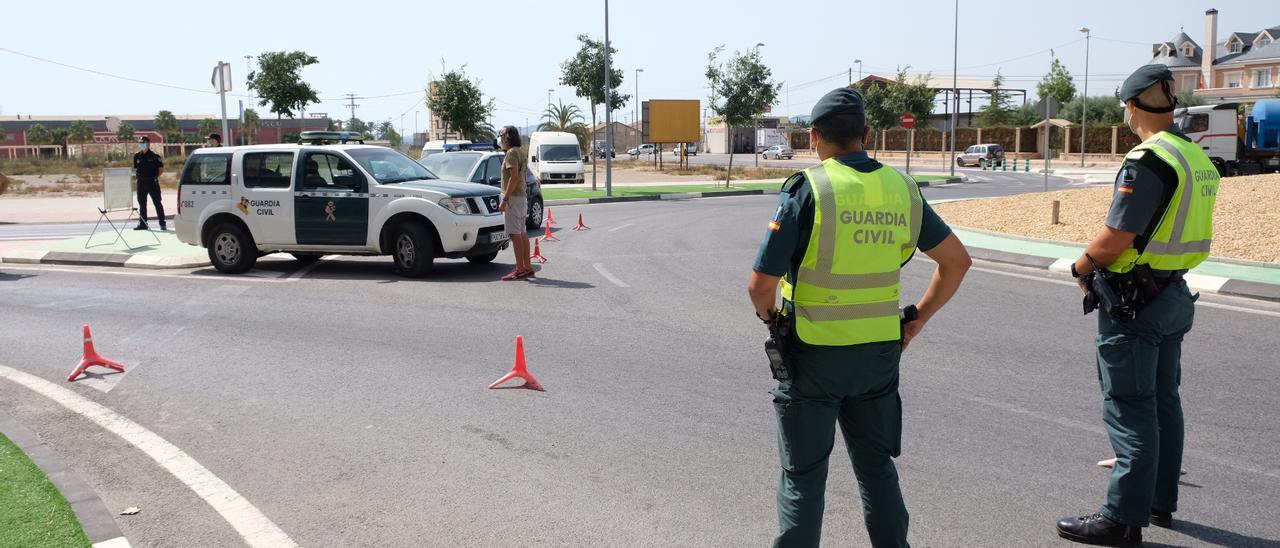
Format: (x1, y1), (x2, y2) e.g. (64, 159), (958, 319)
(527, 132), (584, 184)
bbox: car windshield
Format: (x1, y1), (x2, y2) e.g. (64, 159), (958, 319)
(419, 152), (482, 181)
(540, 144), (581, 162)
(346, 148), (438, 183)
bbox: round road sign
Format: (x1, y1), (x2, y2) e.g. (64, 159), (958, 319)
(900, 113), (917, 129)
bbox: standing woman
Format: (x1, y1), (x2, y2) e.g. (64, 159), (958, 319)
(498, 126), (535, 280)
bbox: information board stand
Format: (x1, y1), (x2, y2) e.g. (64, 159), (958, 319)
(85, 168), (159, 249)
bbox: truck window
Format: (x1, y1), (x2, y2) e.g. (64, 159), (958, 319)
(302, 153), (362, 190)
(1184, 113), (1210, 134)
(243, 152), (294, 189)
(181, 154), (231, 186)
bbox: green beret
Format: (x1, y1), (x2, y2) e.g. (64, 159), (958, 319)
(1119, 64), (1174, 104)
(811, 87), (865, 123)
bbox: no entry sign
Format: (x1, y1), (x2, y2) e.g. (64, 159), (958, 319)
(900, 113), (917, 129)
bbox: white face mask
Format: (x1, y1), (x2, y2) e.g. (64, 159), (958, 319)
(1123, 105), (1136, 133)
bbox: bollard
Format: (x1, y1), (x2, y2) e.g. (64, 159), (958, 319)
(1001, 159), (1007, 171)
(1025, 159), (1031, 172)
(1051, 200), (1061, 225)
(981, 161), (987, 171)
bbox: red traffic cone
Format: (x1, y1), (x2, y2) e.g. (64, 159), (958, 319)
(530, 239), (548, 263)
(488, 336), (545, 391)
(546, 208), (558, 226)
(541, 222), (560, 242)
(67, 324), (125, 382)
(572, 213), (591, 231)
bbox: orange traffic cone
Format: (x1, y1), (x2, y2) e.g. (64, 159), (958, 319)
(530, 239), (548, 263)
(67, 324), (125, 382)
(541, 222), (560, 242)
(546, 208), (558, 226)
(488, 336), (545, 391)
(572, 213), (591, 231)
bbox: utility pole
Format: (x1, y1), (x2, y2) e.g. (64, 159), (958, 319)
(948, 0), (959, 177)
(343, 93), (360, 123)
(1079, 27), (1091, 167)
(604, 0), (614, 197)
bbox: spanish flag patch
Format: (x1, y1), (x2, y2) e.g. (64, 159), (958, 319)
(1117, 185), (1134, 194)
(768, 220), (782, 231)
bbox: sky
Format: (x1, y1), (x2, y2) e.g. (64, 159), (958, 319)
(0, 0), (1269, 133)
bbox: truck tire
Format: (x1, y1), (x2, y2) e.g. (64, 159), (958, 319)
(206, 222), (257, 274)
(391, 221), (436, 278)
(526, 198), (544, 229)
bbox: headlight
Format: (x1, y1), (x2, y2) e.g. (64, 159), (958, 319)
(438, 197), (471, 215)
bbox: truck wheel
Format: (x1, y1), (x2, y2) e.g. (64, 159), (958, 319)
(206, 222), (257, 274)
(392, 221), (436, 278)
(466, 251), (499, 264)
(526, 199), (544, 229)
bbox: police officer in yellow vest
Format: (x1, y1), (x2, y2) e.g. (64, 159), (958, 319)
(1056, 65), (1220, 546)
(748, 88), (971, 548)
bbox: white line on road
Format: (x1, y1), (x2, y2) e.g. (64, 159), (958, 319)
(0, 265), (289, 283)
(0, 365), (299, 548)
(286, 256), (331, 281)
(592, 263), (630, 288)
(608, 223), (635, 233)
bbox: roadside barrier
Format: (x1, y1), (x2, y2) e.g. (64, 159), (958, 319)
(488, 336), (545, 391)
(67, 324), (124, 382)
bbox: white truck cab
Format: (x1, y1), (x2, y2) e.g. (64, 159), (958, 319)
(176, 134), (508, 277)
(527, 131), (584, 184)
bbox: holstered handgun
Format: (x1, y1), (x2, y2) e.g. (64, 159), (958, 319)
(1083, 255), (1138, 322)
(764, 309), (794, 384)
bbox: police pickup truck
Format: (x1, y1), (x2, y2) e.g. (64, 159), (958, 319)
(175, 132), (509, 277)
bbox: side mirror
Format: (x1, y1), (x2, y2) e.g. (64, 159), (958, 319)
(487, 176), (501, 186)
(531, 156), (538, 163)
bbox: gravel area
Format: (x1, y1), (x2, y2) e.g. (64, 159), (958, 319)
(934, 173), (1280, 264)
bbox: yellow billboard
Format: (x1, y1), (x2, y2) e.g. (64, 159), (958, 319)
(643, 100), (701, 143)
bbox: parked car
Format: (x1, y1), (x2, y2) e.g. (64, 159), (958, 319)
(761, 145), (794, 160)
(177, 137), (507, 277)
(956, 144), (1005, 168)
(528, 131), (585, 184)
(592, 140), (616, 159)
(670, 143), (698, 157)
(419, 151), (544, 229)
(628, 143), (657, 157)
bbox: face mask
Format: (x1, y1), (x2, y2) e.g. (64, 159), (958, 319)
(139, 143), (148, 151)
(1123, 106), (1136, 133)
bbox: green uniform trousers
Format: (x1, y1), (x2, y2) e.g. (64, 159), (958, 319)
(771, 339), (909, 548)
(1095, 280), (1195, 527)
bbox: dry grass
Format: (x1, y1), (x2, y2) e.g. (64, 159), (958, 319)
(934, 174), (1280, 264)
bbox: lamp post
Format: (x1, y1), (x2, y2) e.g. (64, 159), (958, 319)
(855, 59), (863, 83)
(604, 0), (614, 196)
(755, 42), (765, 168)
(1079, 27), (1091, 167)
(634, 68), (643, 134)
(948, 0), (959, 177)
(547, 89), (554, 113)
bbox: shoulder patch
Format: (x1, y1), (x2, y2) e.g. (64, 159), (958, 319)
(1125, 149), (1149, 161)
(780, 173), (807, 194)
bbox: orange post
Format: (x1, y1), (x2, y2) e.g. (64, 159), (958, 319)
(488, 336), (545, 391)
(530, 239), (548, 263)
(541, 222), (560, 242)
(67, 324), (125, 382)
(572, 213), (591, 231)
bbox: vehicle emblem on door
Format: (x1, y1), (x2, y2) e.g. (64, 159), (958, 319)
(324, 200), (337, 221)
(237, 197), (249, 214)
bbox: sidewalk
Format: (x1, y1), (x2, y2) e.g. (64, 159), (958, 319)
(0, 192), (178, 224)
(955, 227), (1280, 301)
(2, 230), (209, 269)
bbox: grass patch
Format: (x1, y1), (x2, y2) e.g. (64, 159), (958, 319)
(0, 434), (91, 548)
(912, 175), (954, 183)
(542, 182), (782, 201)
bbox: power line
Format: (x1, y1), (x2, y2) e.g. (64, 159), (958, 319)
(1, 46), (213, 95)
(343, 93), (360, 121)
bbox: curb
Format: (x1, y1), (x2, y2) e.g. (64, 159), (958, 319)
(1, 250), (210, 270)
(0, 410), (132, 548)
(964, 245), (1280, 302)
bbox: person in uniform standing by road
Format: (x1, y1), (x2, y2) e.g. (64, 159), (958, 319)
(205, 132), (222, 147)
(498, 126), (534, 280)
(747, 88), (971, 548)
(133, 136), (165, 230)
(1055, 65), (1219, 547)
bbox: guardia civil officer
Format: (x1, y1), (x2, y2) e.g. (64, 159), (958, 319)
(747, 88), (971, 548)
(205, 132), (222, 147)
(1055, 65), (1219, 546)
(132, 136), (165, 231)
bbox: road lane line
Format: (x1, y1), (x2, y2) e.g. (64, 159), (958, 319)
(0, 365), (299, 548)
(608, 223), (635, 233)
(285, 256), (332, 281)
(592, 263), (630, 288)
(0, 265), (288, 283)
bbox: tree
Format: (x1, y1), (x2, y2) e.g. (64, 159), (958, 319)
(68, 120), (95, 156)
(1010, 100), (1042, 126)
(560, 34), (630, 190)
(1175, 90), (1206, 108)
(50, 128), (70, 157)
(1058, 96), (1126, 125)
(974, 70), (1014, 127)
(539, 100), (588, 149)
(116, 122), (135, 144)
(198, 118), (219, 139)
(857, 82), (895, 154)
(346, 117), (370, 135)
(885, 68), (936, 130)
(1037, 52), (1077, 106)
(705, 44), (781, 187)
(242, 109), (262, 145)
(425, 64), (494, 148)
(154, 110), (179, 140)
(247, 51), (321, 143)
(0, 126), (5, 143)
(26, 123), (51, 157)
(376, 121), (402, 147)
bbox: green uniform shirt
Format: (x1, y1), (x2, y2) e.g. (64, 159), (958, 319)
(753, 151), (952, 281)
(1104, 124), (1187, 254)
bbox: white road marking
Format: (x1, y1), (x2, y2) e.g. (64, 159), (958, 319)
(286, 256), (332, 281)
(608, 223), (635, 233)
(0, 364), (299, 548)
(91, 537), (133, 548)
(592, 263), (630, 288)
(0, 265), (289, 283)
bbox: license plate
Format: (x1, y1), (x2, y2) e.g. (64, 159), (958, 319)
(488, 232), (509, 243)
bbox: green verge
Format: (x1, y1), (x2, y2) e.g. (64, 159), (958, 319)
(0, 434), (91, 548)
(541, 182), (784, 201)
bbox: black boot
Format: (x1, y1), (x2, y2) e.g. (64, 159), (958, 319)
(133, 222), (148, 231)
(1056, 512), (1142, 546)
(1149, 510), (1173, 528)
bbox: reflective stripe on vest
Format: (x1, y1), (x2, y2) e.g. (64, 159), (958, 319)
(1107, 132), (1219, 274)
(780, 159), (923, 346)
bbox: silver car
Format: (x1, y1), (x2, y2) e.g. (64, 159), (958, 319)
(761, 145), (794, 160)
(956, 144), (1005, 168)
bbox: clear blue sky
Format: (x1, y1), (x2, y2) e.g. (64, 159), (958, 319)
(0, 1), (1267, 132)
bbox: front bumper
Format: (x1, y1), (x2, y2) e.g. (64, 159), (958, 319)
(444, 225), (510, 258)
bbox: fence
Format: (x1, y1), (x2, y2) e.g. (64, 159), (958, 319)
(870, 125), (1136, 160)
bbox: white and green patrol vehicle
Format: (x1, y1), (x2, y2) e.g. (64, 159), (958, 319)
(175, 133), (509, 277)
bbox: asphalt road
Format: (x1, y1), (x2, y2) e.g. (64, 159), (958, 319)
(2, 195), (1278, 547)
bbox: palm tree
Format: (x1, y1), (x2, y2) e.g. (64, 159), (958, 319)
(539, 100), (587, 149)
(26, 123), (52, 158)
(68, 120), (95, 157)
(198, 118), (219, 140)
(242, 109), (262, 145)
(116, 122), (136, 144)
(154, 110), (179, 144)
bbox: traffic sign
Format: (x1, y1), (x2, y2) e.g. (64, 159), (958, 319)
(1038, 97), (1060, 119)
(900, 113), (917, 129)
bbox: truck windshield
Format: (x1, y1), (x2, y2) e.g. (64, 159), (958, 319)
(540, 144), (581, 162)
(346, 148), (439, 184)
(419, 152), (482, 181)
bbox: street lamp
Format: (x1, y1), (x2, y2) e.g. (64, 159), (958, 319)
(634, 68), (643, 135)
(949, 0), (959, 177)
(856, 59), (863, 82)
(755, 43), (765, 168)
(1079, 27), (1091, 167)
